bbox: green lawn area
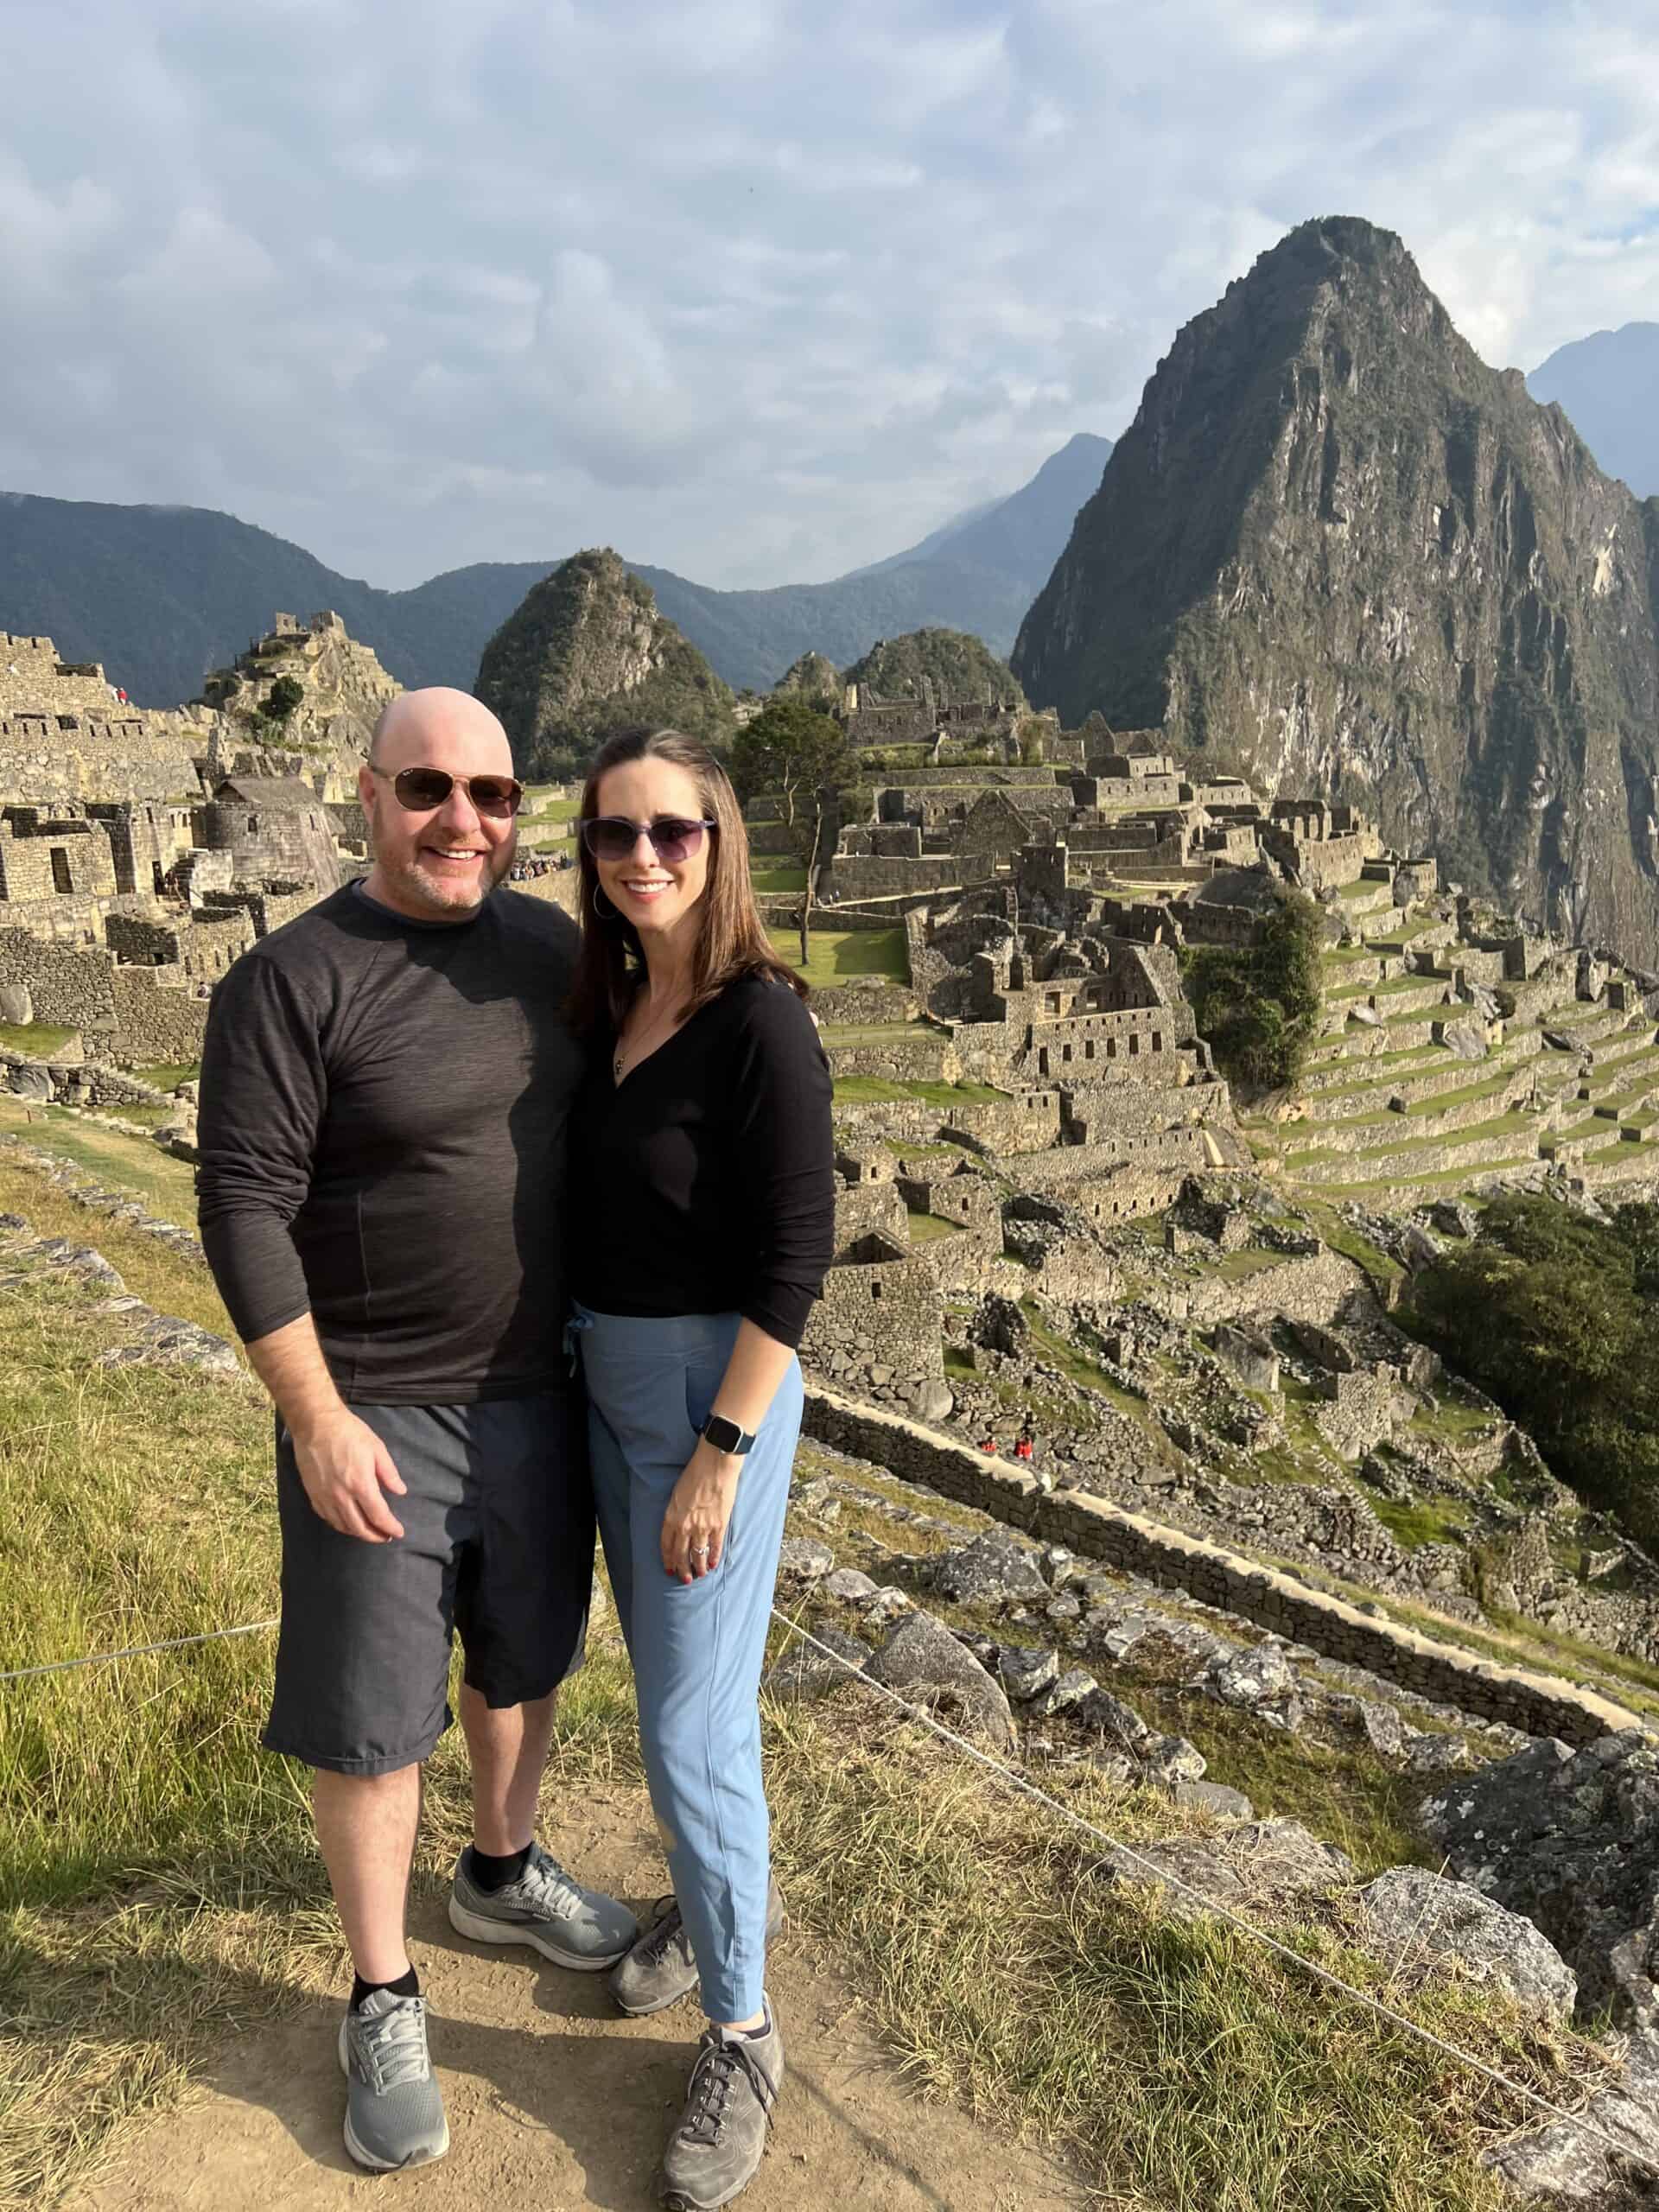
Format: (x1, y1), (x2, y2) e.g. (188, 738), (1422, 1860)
(906, 1210), (960, 1243)
(768, 926), (908, 987)
(0, 1022), (79, 1059)
(0, 1102), (199, 1224)
(130, 1062), (200, 1094)
(752, 865), (808, 893)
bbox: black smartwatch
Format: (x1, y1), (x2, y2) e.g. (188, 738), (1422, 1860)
(700, 1411), (756, 1457)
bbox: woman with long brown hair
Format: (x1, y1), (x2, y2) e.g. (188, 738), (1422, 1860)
(564, 726), (834, 2210)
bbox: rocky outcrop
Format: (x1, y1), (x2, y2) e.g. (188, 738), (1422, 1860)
(1355, 1865), (1579, 2021)
(1013, 216), (1659, 964)
(1421, 1732), (1659, 2034)
(474, 549), (735, 779)
(199, 609), (401, 800)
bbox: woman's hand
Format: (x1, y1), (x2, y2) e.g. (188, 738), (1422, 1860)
(662, 1440), (741, 1581)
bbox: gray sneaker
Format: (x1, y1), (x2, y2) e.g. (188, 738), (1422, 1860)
(611, 1879), (784, 2018)
(447, 1841), (639, 1969)
(660, 2007), (785, 2211)
(336, 1989), (449, 2171)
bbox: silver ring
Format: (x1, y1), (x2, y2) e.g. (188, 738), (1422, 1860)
(692, 1544), (710, 1557)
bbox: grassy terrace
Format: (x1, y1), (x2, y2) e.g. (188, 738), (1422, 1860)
(752, 864), (808, 892)
(0, 1023), (79, 1059)
(1310, 1155), (1539, 1199)
(1281, 1109), (1539, 1173)
(130, 1061), (200, 1093)
(1325, 971), (1449, 1005)
(0, 1103), (198, 1225)
(766, 925), (908, 987)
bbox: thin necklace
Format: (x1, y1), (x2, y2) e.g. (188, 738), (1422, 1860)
(614, 988), (679, 1082)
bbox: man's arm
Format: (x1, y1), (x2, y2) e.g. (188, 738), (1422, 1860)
(247, 1313), (408, 1543)
(198, 950), (405, 1543)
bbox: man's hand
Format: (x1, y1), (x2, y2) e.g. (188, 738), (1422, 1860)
(292, 1407), (408, 1542)
(661, 1441), (740, 1582)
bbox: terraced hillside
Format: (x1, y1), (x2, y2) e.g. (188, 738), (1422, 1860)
(1242, 879), (1659, 1208)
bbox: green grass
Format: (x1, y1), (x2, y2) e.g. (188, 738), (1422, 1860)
(0, 1024), (78, 1059)
(906, 1209), (960, 1243)
(0, 1210), (1621, 2210)
(520, 794), (581, 822)
(1367, 1494), (1472, 1553)
(129, 1063), (199, 1094)
(766, 925), (909, 987)
(0, 1109), (200, 1233)
(751, 865), (808, 893)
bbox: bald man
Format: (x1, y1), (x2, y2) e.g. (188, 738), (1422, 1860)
(198, 691), (635, 2173)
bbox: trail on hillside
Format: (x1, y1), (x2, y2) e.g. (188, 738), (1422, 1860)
(67, 1788), (1080, 2212)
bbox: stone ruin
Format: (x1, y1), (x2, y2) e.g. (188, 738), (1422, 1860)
(0, 613), (397, 1088)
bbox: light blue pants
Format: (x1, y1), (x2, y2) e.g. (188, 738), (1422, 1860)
(570, 1303), (800, 2023)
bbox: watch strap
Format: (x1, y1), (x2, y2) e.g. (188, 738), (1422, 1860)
(701, 1411), (756, 1457)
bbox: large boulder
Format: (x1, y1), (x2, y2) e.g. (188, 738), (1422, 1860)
(1201, 1641), (1304, 1731)
(866, 1609), (1015, 1751)
(926, 1531), (1051, 1609)
(762, 1625), (872, 1703)
(1422, 1732), (1659, 2034)
(1095, 1818), (1355, 1918)
(1355, 1866), (1578, 2021)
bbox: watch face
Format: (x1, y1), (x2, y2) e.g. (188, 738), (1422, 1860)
(704, 1414), (741, 1452)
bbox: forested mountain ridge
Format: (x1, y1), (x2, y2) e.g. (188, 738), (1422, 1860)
(0, 432), (1110, 709)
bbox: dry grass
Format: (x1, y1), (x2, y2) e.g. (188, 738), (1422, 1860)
(0, 1137), (1630, 2210)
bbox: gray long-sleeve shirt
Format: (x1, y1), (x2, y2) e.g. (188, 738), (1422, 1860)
(196, 884), (586, 1403)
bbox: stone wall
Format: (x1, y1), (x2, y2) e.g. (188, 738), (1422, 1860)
(827, 1034), (958, 1082)
(0, 928), (115, 1033)
(1183, 1248), (1370, 1328)
(798, 1386), (1646, 1746)
(109, 967), (211, 1062)
(0, 712), (202, 804)
(826, 855), (992, 899)
(800, 1254), (945, 1416)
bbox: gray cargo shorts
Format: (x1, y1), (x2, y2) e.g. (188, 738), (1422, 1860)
(264, 1392), (593, 1777)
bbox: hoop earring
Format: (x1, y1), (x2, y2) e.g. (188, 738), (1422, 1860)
(592, 885), (617, 920)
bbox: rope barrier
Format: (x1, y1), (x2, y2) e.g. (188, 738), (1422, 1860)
(5, 1598), (1652, 2177)
(0, 1617), (278, 1683)
(765, 1604), (1659, 2186)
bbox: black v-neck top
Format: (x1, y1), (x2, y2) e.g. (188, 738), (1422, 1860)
(568, 973), (835, 1348)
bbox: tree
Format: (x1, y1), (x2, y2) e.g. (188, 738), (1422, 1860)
(1405, 1195), (1659, 1549)
(728, 699), (855, 967)
(265, 675), (304, 724)
(1182, 892), (1325, 1092)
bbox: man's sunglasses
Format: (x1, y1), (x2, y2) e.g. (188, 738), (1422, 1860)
(581, 816), (717, 863)
(370, 765), (524, 818)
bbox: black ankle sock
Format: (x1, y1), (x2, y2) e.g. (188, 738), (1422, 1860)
(351, 1965), (418, 2012)
(468, 1842), (531, 1893)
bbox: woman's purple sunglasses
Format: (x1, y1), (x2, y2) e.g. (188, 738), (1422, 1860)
(582, 815), (717, 863)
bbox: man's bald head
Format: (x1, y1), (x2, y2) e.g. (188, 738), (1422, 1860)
(359, 689), (520, 922)
(368, 688), (513, 775)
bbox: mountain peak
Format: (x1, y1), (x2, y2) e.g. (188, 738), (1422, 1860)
(1012, 219), (1659, 961)
(474, 548), (734, 778)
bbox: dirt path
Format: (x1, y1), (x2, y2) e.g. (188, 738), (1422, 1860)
(69, 1787), (1081, 2212)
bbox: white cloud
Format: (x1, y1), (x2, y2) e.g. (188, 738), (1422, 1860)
(0, 0), (1656, 593)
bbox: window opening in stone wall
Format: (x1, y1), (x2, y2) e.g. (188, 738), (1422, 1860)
(871, 1281), (882, 1300)
(49, 848), (71, 895)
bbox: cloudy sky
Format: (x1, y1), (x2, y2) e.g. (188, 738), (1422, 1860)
(3, 0), (1657, 590)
